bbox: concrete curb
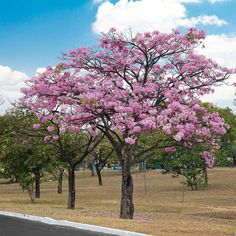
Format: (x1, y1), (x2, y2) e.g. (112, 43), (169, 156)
(0, 211), (149, 236)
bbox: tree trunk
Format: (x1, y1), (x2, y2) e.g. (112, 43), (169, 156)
(57, 170), (63, 194)
(203, 167), (208, 187)
(22, 182), (35, 203)
(95, 165), (103, 186)
(91, 162), (95, 177)
(120, 150), (134, 219)
(67, 165), (76, 209)
(27, 187), (35, 203)
(34, 171), (41, 199)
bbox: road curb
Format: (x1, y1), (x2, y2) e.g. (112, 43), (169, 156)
(0, 211), (149, 236)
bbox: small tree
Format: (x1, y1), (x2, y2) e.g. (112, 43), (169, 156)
(0, 139), (51, 202)
(92, 144), (114, 186)
(0, 111), (54, 201)
(161, 145), (209, 190)
(47, 159), (67, 194)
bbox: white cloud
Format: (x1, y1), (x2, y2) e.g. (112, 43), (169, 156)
(92, 0), (227, 34)
(198, 35), (236, 112)
(179, 15), (227, 27)
(208, 0), (228, 3)
(36, 67), (47, 74)
(0, 65), (29, 113)
(199, 34), (236, 68)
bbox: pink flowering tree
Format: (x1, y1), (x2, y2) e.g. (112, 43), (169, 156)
(21, 28), (235, 219)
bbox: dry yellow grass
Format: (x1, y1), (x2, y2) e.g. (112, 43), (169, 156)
(0, 168), (236, 235)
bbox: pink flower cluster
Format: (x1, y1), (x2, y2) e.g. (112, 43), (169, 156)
(202, 151), (214, 168)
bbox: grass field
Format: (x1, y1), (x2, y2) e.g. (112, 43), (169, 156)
(0, 168), (236, 235)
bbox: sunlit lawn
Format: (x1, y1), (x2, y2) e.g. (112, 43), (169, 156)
(0, 168), (236, 235)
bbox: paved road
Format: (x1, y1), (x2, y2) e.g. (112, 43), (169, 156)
(0, 215), (113, 236)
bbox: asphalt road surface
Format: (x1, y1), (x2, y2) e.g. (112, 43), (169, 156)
(0, 215), (114, 236)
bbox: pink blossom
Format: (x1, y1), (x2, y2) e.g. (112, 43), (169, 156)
(52, 135), (59, 140)
(165, 147), (176, 153)
(163, 124), (172, 135)
(33, 124), (40, 130)
(44, 136), (50, 142)
(125, 137), (136, 145)
(47, 126), (54, 133)
(173, 132), (184, 141)
(132, 126), (141, 133)
(202, 151), (214, 168)
(60, 127), (66, 133)
(69, 126), (80, 133)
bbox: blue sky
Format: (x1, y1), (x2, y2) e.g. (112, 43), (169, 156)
(0, 0), (235, 75)
(0, 0), (235, 112)
(0, 0), (99, 75)
(186, 0), (236, 34)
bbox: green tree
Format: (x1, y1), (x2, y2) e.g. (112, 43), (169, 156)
(161, 145), (208, 190)
(0, 111), (57, 201)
